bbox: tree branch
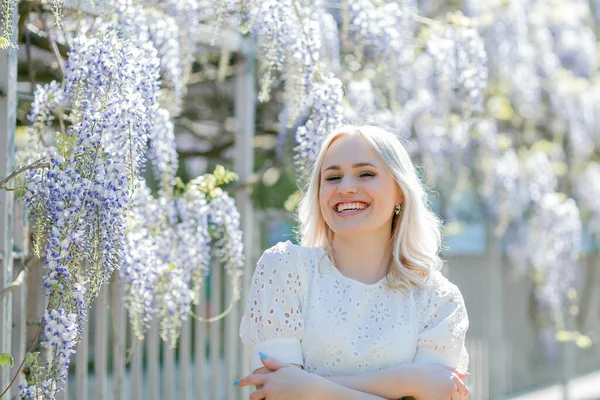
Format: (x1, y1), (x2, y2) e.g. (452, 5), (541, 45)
(0, 158), (50, 189)
(226, 161), (277, 195)
(177, 138), (235, 158)
(24, 24), (70, 59)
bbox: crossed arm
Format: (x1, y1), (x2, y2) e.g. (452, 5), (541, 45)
(240, 359), (468, 400)
(247, 365), (399, 400)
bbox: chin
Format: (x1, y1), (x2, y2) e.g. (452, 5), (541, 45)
(331, 224), (371, 238)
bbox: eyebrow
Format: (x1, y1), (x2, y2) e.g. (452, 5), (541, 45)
(323, 162), (377, 172)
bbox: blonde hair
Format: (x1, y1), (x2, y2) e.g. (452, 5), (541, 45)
(297, 125), (443, 291)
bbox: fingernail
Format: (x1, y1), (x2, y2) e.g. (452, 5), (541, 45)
(259, 352), (268, 360)
(233, 380), (240, 387)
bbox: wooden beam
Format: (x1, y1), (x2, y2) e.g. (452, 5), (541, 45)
(233, 51), (256, 400)
(0, 1), (17, 391)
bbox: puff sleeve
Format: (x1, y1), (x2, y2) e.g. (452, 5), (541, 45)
(413, 271), (470, 373)
(239, 241), (308, 372)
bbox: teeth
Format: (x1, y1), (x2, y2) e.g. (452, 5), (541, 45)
(336, 202), (367, 212)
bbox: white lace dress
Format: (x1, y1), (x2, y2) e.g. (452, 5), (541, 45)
(239, 241), (469, 377)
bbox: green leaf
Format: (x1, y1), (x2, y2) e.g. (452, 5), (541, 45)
(575, 334), (592, 349)
(214, 165), (226, 180)
(487, 95), (514, 121)
(0, 37), (16, 50)
(555, 330), (573, 342)
(0, 353), (14, 368)
(284, 191), (302, 212)
(175, 177), (186, 190)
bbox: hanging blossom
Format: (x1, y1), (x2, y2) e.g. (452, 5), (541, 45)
(347, 0), (413, 60)
(246, 0), (294, 101)
(483, 1), (543, 119)
(147, 108), (178, 194)
(546, 4), (597, 79)
(23, 153), (129, 299)
(18, 28), (161, 399)
(122, 184), (162, 340)
(20, 81), (65, 161)
(524, 150), (558, 206)
(18, 302), (83, 399)
(549, 80), (599, 163)
(283, 7), (322, 125)
(155, 190), (212, 348)
(317, 10), (340, 73)
(346, 78), (376, 118)
(492, 148), (529, 223)
(160, 0), (200, 84)
(427, 24), (488, 113)
(205, 192), (245, 304)
(175, 189), (212, 304)
(294, 76), (344, 182)
(63, 30), (160, 178)
(244, 0), (322, 121)
(112, 3), (186, 116)
(526, 194), (582, 326)
(123, 185), (242, 347)
(393, 89), (433, 143)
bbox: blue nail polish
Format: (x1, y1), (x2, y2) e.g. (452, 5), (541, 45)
(233, 380), (240, 387)
(259, 352), (268, 360)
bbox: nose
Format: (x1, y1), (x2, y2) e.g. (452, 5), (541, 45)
(337, 176), (358, 195)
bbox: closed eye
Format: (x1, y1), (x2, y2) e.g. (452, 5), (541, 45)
(325, 172), (375, 181)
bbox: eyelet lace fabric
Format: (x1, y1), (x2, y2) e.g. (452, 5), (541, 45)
(239, 241), (469, 376)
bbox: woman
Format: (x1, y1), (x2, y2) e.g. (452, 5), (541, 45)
(237, 125), (470, 400)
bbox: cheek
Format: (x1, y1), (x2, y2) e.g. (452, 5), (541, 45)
(367, 181), (396, 206)
(319, 186), (330, 210)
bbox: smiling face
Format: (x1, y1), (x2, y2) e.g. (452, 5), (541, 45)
(319, 133), (403, 240)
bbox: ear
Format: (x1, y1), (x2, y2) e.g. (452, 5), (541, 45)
(397, 188), (405, 206)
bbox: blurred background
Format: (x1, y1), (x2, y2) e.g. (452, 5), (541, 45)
(1, 0), (600, 399)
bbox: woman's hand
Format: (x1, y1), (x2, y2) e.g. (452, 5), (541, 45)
(235, 354), (328, 400)
(411, 364), (469, 400)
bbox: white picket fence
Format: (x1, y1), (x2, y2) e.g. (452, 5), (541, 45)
(55, 265), (252, 400)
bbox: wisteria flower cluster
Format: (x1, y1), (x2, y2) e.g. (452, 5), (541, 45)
(122, 172), (243, 348)
(19, 309), (80, 399)
(147, 108), (179, 194)
(294, 76), (344, 183)
(63, 31), (160, 177)
(426, 23), (488, 113)
(113, 2), (187, 116)
(347, 0), (414, 61)
(205, 192), (245, 303)
(527, 194), (582, 322)
(15, 27), (162, 398)
(242, 0), (324, 127)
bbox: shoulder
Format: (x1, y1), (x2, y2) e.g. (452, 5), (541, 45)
(257, 240), (321, 275)
(420, 270), (467, 311)
(260, 240), (300, 258)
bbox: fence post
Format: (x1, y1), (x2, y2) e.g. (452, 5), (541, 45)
(10, 269), (26, 398)
(487, 222), (507, 399)
(233, 40), (256, 400)
(0, 1), (18, 392)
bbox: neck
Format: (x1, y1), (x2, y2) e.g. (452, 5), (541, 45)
(330, 229), (393, 285)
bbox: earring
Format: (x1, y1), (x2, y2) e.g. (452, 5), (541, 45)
(394, 204), (403, 215)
